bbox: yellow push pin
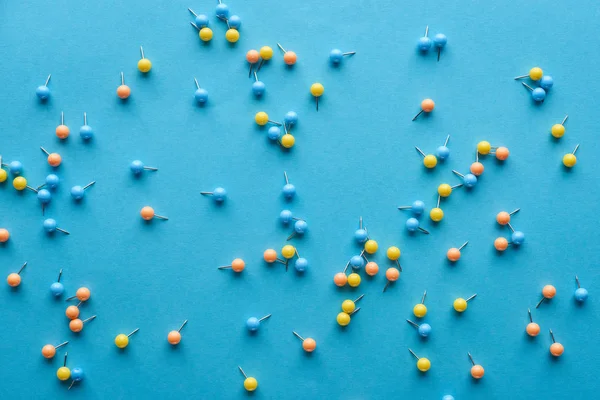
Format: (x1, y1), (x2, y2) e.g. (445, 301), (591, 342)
(454, 294), (477, 312)
(310, 83), (324, 111)
(413, 290), (428, 318)
(254, 111), (282, 127)
(477, 141), (492, 155)
(13, 176), (37, 192)
(190, 21), (213, 42)
(137, 46), (152, 73)
(514, 67), (543, 81)
(342, 294), (364, 313)
(386, 246), (402, 271)
(280, 122), (295, 149)
(415, 146), (437, 168)
(438, 183), (463, 198)
(408, 348), (431, 372)
(430, 196), (444, 222)
(337, 307), (361, 326)
(562, 144), (579, 168)
(115, 328), (139, 349)
(551, 115), (568, 138)
(56, 352), (71, 381)
(238, 366), (258, 392)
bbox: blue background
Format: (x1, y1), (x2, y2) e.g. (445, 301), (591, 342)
(0, 1), (598, 399)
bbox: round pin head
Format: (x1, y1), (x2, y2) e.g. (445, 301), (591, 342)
(231, 258), (245, 272)
(550, 342), (564, 357)
(342, 300), (356, 314)
(418, 37), (432, 51)
(281, 245), (296, 259)
(295, 258), (308, 272)
(279, 209), (293, 224)
(130, 160), (144, 174)
(385, 268), (400, 282)
(453, 298), (467, 312)
(283, 51), (297, 65)
(243, 377), (257, 392)
(263, 249), (277, 263)
(463, 174), (477, 188)
(282, 183), (296, 199)
(246, 317), (260, 332)
(531, 87), (546, 102)
(115, 334), (129, 348)
(477, 141), (491, 155)
(199, 27), (213, 41)
(405, 218), (420, 232)
(494, 237), (509, 251)
(215, 3), (229, 18)
(447, 248), (461, 262)
(551, 124), (565, 138)
(347, 273), (361, 287)
(7, 273), (21, 287)
(225, 29), (240, 43)
(436, 145), (450, 160)
(57, 367), (71, 381)
(563, 153), (577, 167)
(65, 305), (80, 320)
(337, 312), (351, 326)
(43, 218), (57, 233)
(540, 75), (553, 90)
(194, 88), (208, 104)
(284, 111), (298, 127)
(418, 323), (432, 337)
(470, 162), (484, 176)
(529, 67), (543, 80)
(302, 338), (317, 352)
(13, 177), (27, 191)
(45, 174), (60, 189)
(354, 228), (368, 243)
(42, 344), (57, 359)
(246, 50), (260, 64)
(0, 228), (9, 243)
(79, 124), (94, 140)
(137, 58), (152, 73)
(333, 272), (347, 287)
(310, 83), (324, 97)
(69, 319), (84, 332)
(526, 322), (540, 336)
(433, 33), (447, 48)
(511, 231), (525, 245)
(329, 49), (343, 64)
(252, 81), (265, 97)
(228, 16), (241, 29)
(423, 155), (437, 168)
(542, 285), (556, 299)
(281, 134), (295, 148)
(268, 126), (281, 141)
(575, 287), (588, 302)
(50, 282), (64, 297)
(195, 14), (209, 28)
(213, 187), (227, 202)
(495, 147), (509, 160)
(36, 85), (51, 100)
(471, 365), (485, 379)
(117, 85), (131, 99)
(430, 208), (444, 222)
(416, 357), (431, 372)
(387, 246), (401, 260)
(255, 112), (269, 126)
(411, 200), (425, 215)
(71, 367), (84, 382)
(168, 331), (181, 345)
(365, 262), (379, 276)
(413, 304), (427, 318)
(260, 46), (273, 60)
(438, 184), (452, 197)
(349, 255), (365, 269)
(364, 239), (378, 254)
(37, 189), (51, 204)
(294, 219), (308, 234)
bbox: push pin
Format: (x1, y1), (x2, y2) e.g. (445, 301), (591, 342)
(386, 246), (402, 270)
(65, 303), (82, 320)
(2, 159), (23, 176)
(263, 249), (286, 265)
(284, 111), (298, 129)
(42, 341), (68, 359)
(496, 209), (520, 226)
(115, 328), (140, 349)
(494, 237), (509, 251)
(188, 8), (209, 30)
(526, 308), (540, 337)
(575, 275), (588, 303)
(50, 269), (65, 297)
(468, 352), (485, 379)
(44, 218), (70, 235)
(430, 198), (444, 222)
(409, 291), (428, 318)
(329, 49), (356, 65)
(536, 285), (556, 308)
(405, 218), (430, 234)
(69, 315), (97, 333)
(56, 112), (70, 139)
(562, 144), (580, 168)
(406, 319), (432, 338)
(453, 294), (477, 312)
(255, 112), (282, 127)
(549, 329), (564, 357)
(398, 200), (426, 216)
(167, 320), (188, 345)
(268, 125), (281, 141)
(218, 258), (245, 273)
(294, 249), (308, 272)
(224, 25), (240, 44)
(452, 170), (477, 188)
(68, 367), (84, 390)
(12, 177), (37, 192)
(282, 171), (296, 199)
(39, 174), (59, 191)
(137, 46), (152, 73)
(246, 49), (260, 77)
(130, 160), (158, 175)
(238, 366), (258, 392)
(277, 43), (297, 65)
(140, 206), (168, 221)
(438, 183), (462, 199)
(37, 189), (51, 214)
(252, 71), (265, 97)
(292, 331), (317, 352)
(514, 67), (543, 81)
(257, 46), (273, 71)
(281, 244), (296, 270)
(447, 241), (468, 262)
(433, 33), (447, 61)
(551, 115), (568, 138)
(354, 216), (368, 244)
(66, 287), (91, 302)
(200, 187), (227, 202)
(310, 83), (324, 111)
(215, 0), (229, 18)
(280, 123), (295, 149)
(417, 26), (432, 51)
(349, 251), (367, 270)
(279, 210), (293, 225)
(493, 146), (510, 161)
(364, 239), (378, 254)
(337, 307), (361, 326)
(333, 272), (348, 287)
(412, 99), (435, 121)
(470, 155), (484, 176)
(347, 272), (361, 288)
(36, 74), (52, 101)
(436, 135), (451, 161)
(70, 181), (95, 200)
(521, 82), (546, 102)
(117, 72), (131, 99)
(79, 113), (94, 140)
(193, 78), (209, 104)
(540, 75), (554, 90)
(246, 314), (271, 332)
(408, 349), (431, 372)
(342, 294), (364, 314)
(40, 147), (62, 167)
(0, 164), (6, 183)
(365, 261), (379, 276)
(190, 20), (213, 42)
(56, 353), (71, 381)
(506, 223), (525, 246)
(229, 15), (242, 30)
(7, 262), (27, 287)
(0, 228), (9, 243)
(415, 146), (437, 168)
(287, 219), (308, 241)
(383, 268), (400, 292)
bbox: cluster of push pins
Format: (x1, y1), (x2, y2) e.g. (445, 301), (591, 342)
(188, 1), (242, 44)
(417, 26), (448, 61)
(514, 67), (554, 102)
(255, 110), (299, 149)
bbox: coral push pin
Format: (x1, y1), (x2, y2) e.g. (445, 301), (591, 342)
(167, 320), (188, 345)
(496, 208), (520, 225)
(140, 206), (168, 221)
(521, 82), (546, 102)
(40, 147), (62, 167)
(65, 303), (82, 320)
(79, 113), (94, 140)
(310, 83), (324, 111)
(494, 237), (509, 251)
(406, 319), (432, 338)
(239, 366), (258, 392)
(433, 33), (447, 61)
(56, 112), (70, 139)
(69, 315), (97, 333)
(436, 135), (451, 161)
(329, 49), (356, 65)
(412, 99), (435, 121)
(7, 262), (27, 287)
(282, 171), (296, 199)
(526, 308), (540, 337)
(246, 49), (260, 77)
(263, 249), (286, 265)
(252, 71), (266, 97)
(333, 272), (348, 287)
(413, 290), (428, 318)
(453, 294), (477, 312)
(398, 200), (426, 216)
(254, 111), (282, 127)
(66, 287), (91, 302)
(44, 218), (70, 235)
(468, 353), (485, 379)
(405, 218), (430, 234)
(536, 285), (556, 308)
(246, 314), (271, 332)
(56, 353), (71, 381)
(417, 26), (432, 51)
(408, 349), (431, 372)
(42, 341), (68, 359)
(70, 181), (95, 200)
(0, 228), (9, 243)
(277, 43), (297, 66)
(218, 258), (245, 273)
(452, 170), (477, 188)
(514, 67), (543, 81)
(549, 329), (564, 357)
(68, 367), (84, 390)
(336, 307), (361, 326)
(200, 187), (227, 202)
(447, 241), (468, 262)
(50, 269), (65, 297)
(563, 144), (580, 168)
(551, 115), (568, 138)
(117, 72), (131, 99)
(292, 331), (317, 352)
(415, 146), (437, 168)
(130, 160), (158, 175)
(36, 74), (52, 101)
(137, 46), (152, 73)
(193, 78), (209, 104)
(383, 267), (400, 292)
(470, 154), (484, 176)
(115, 328), (140, 349)
(575, 275), (588, 303)
(342, 294), (364, 314)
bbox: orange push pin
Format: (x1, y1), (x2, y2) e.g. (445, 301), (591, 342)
(383, 267), (400, 292)
(277, 43), (297, 65)
(263, 249), (286, 265)
(0, 228), (9, 243)
(496, 208), (520, 225)
(168, 320), (188, 345)
(526, 308), (540, 337)
(218, 258), (245, 273)
(447, 241), (468, 262)
(292, 331), (317, 353)
(246, 49), (260, 77)
(69, 315), (97, 333)
(412, 99), (435, 121)
(468, 352), (485, 379)
(140, 206), (168, 221)
(65, 303), (82, 320)
(56, 112), (70, 139)
(40, 147), (62, 167)
(536, 285), (556, 308)
(66, 287), (91, 302)
(494, 237), (509, 252)
(470, 152), (484, 176)
(7, 262), (27, 287)
(549, 329), (564, 357)
(333, 272), (348, 287)
(117, 72), (131, 99)
(42, 341), (69, 359)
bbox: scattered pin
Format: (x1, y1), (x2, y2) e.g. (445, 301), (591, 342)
(70, 181), (95, 200)
(294, 249), (308, 272)
(386, 246), (402, 270)
(551, 115), (568, 138)
(365, 261), (379, 276)
(408, 348), (431, 372)
(562, 144), (580, 168)
(514, 67), (543, 81)
(337, 307), (360, 326)
(349, 251), (366, 270)
(433, 33), (447, 61)
(66, 287), (91, 302)
(79, 113), (94, 140)
(470, 158), (484, 176)
(36, 74), (52, 101)
(347, 272), (361, 287)
(575, 275), (588, 303)
(540, 75), (554, 90)
(115, 328), (140, 349)
(42, 341), (68, 359)
(280, 122), (295, 149)
(412, 99), (435, 121)
(292, 331), (317, 352)
(494, 146), (510, 161)
(246, 314), (271, 332)
(509, 226), (525, 246)
(354, 216), (368, 244)
(279, 210), (293, 225)
(140, 206), (168, 221)
(238, 366), (258, 392)
(50, 269), (65, 297)
(0, 228), (9, 243)
(193, 78), (209, 104)
(477, 141), (491, 155)
(252, 71), (265, 97)
(436, 135), (451, 161)
(333, 272), (348, 287)
(2, 159), (23, 176)
(65, 303), (82, 320)
(12, 177), (37, 192)
(383, 268), (400, 292)
(218, 258), (245, 273)
(549, 329), (564, 357)
(398, 200), (426, 216)
(168, 320), (188, 345)
(200, 187), (227, 202)
(263, 249), (286, 265)
(188, 8), (209, 30)
(413, 291), (428, 317)
(130, 160), (158, 175)
(342, 294), (364, 314)
(496, 209), (520, 226)
(284, 111), (298, 128)
(69, 315), (97, 333)
(281, 244), (296, 270)
(430, 202), (444, 222)
(44, 218), (70, 235)
(536, 285), (556, 308)
(453, 294), (477, 312)
(277, 43), (297, 65)
(526, 308), (540, 337)
(228, 15), (241, 30)
(215, 0), (230, 19)
(452, 170), (477, 188)
(494, 237), (509, 251)
(137, 46), (152, 73)
(417, 26), (432, 51)
(39, 174), (59, 190)
(407, 319), (432, 338)
(287, 219), (308, 241)
(310, 83), (324, 111)
(68, 367), (84, 390)
(468, 352), (485, 379)
(415, 146), (437, 168)
(267, 125), (281, 141)
(282, 171), (296, 199)
(447, 241), (468, 262)
(37, 189), (51, 214)
(329, 49), (356, 65)
(521, 82), (546, 102)
(7, 262), (27, 287)
(405, 217), (430, 234)
(40, 147), (61, 167)
(56, 352), (70, 381)
(117, 72), (131, 99)
(364, 239), (378, 254)
(255, 111), (282, 126)
(190, 21), (213, 42)
(56, 112), (70, 139)
(246, 49), (260, 77)
(257, 46), (273, 71)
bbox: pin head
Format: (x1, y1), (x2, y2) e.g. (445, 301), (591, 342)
(117, 85), (131, 99)
(453, 298), (468, 312)
(531, 87), (546, 102)
(495, 146), (509, 160)
(243, 377), (258, 392)
(342, 300), (356, 314)
(354, 228), (368, 243)
(438, 184), (452, 197)
(36, 85), (51, 101)
(411, 200), (425, 215)
(284, 111), (298, 126)
(385, 268), (400, 282)
(51, 282), (65, 297)
(337, 312), (351, 326)
(470, 162), (484, 176)
(550, 342), (564, 357)
(42, 345), (57, 359)
(38, 189), (52, 204)
(66, 306), (80, 320)
(13, 177), (27, 191)
(563, 153), (577, 168)
(255, 112), (269, 126)
(252, 81), (265, 97)
(417, 357), (431, 372)
(281, 245), (295, 259)
(80, 125), (94, 141)
(421, 99), (435, 113)
(433, 33), (447, 48)
(471, 365), (485, 379)
(279, 210), (293, 224)
(57, 366), (71, 381)
(282, 183), (296, 199)
(350, 255), (365, 269)
(45, 174), (59, 189)
(347, 273), (361, 287)
(310, 83), (324, 97)
(540, 75), (554, 90)
(333, 272), (348, 287)
(447, 248), (461, 262)
(268, 126), (281, 141)
(364, 239), (378, 254)
(0, 170), (6, 183)
(215, 3), (230, 18)
(0, 229), (9, 243)
(195, 14), (209, 28)
(528, 67), (543, 80)
(511, 231), (525, 245)
(71, 367), (84, 382)
(138, 58), (152, 73)
(430, 207), (444, 222)
(418, 37), (432, 51)
(168, 331), (181, 345)
(225, 29), (240, 43)
(436, 145), (450, 160)
(56, 123), (70, 139)
(47, 153), (62, 167)
(213, 187), (227, 202)
(551, 124), (565, 138)
(195, 88), (208, 104)
(494, 237), (509, 251)
(387, 246), (401, 260)
(365, 261), (379, 276)
(463, 173), (477, 188)
(263, 249), (278, 263)
(115, 334), (129, 349)
(423, 155), (437, 168)
(260, 46), (273, 60)
(281, 134), (295, 148)
(542, 285), (556, 299)
(69, 319), (84, 332)
(418, 323), (432, 337)
(199, 27), (213, 41)
(295, 258), (308, 272)
(7, 273), (21, 287)
(496, 211), (511, 225)
(246, 50), (260, 64)
(575, 287), (588, 302)
(43, 218), (58, 233)
(231, 258), (245, 272)
(413, 304), (427, 318)
(406, 218), (420, 232)
(477, 141), (491, 155)
(329, 49), (345, 64)
(302, 338), (317, 352)
(8, 161), (23, 175)
(526, 322), (540, 336)
(283, 51), (297, 65)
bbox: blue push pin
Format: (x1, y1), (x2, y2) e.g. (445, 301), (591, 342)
(329, 49), (356, 65)
(433, 33), (447, 61)
(70, 181), (96, 201)
(44, 218), (70, 235)
(540, 75), (554, 90)
(194, 78), (209, 104)
(436, 135), (451, 161)
(268, 126), (281, 141)
(215, 0), (229, 19)
(188, 8), (209, 28)
(68, 367), (84, 390)
(280, 209), (293, 225)
(36, 74), (52, 101)
(80, 113), (94, 140)
(575, 275), (588, 303)
(452, 170), (477, 188)
(354, 216), (368, 244)
(252, 71), (266, 97)
(521, 82), (546, 102)
(50, 269), (65, 297)
(287, 219), (307, 240)
(37, 189), (52, 214)
(418, 26), (432, 51)
(284, 111), (298, 129)
(246, 314), (271, 332)
(201, 187), (227, 203)
(2, 160), (23, 176)
(38, 174), (59, 191)
(130, 160), (158, 175)
(406, 218), (430, 234)
(398, 200), (425, 216)
(407, 319), (432, 337)
(228, 15), (241, 29)
(349, 251), (366, 270)
(295, 255), (308, 272)
(510, 228), (525, 246)
(282, 171), (296, 200)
